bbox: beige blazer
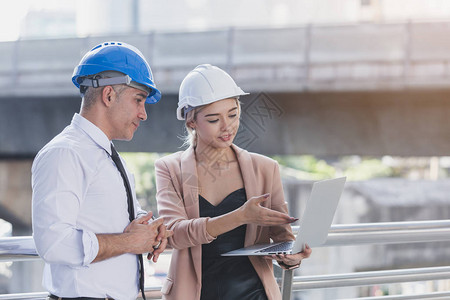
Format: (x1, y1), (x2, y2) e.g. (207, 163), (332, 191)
(155, 144), (295, 300)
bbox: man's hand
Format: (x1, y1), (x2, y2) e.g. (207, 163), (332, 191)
(125, 212), (173, 262)
(124, 213), (165, 254)
(94, 212), (173, 263)
(147, 220), (173, 263)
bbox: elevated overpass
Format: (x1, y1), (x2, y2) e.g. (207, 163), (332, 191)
(2, 21), (450, 158)
(2, 21), (450, 157)
(2, 21), (450, 232)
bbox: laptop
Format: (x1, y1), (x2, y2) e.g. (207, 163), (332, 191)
(222, 177), (346, 256)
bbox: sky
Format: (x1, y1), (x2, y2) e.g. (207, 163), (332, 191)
(0, 0), (31, 41)
(3, 0), (450, 42)
(0, 0), (76, 41)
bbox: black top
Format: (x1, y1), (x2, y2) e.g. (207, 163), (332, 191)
(199, 188), (268, 300)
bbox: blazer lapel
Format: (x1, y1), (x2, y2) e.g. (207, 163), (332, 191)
(180, 146), (203, 284)
(232, 144), (260, 247)
(180, 146), (199, 211)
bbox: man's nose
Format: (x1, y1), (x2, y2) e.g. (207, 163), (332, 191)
(139, 104), (147, 121)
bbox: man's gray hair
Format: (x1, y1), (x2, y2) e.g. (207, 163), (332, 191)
(80, 71), (129, 110)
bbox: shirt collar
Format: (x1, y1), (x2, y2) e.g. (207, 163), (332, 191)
(72, 113), (112, 155)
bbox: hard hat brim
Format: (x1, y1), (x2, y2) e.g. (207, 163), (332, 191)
(176, 92), (249, 120)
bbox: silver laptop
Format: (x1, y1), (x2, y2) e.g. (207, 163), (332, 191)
(222, 177), (346, 256)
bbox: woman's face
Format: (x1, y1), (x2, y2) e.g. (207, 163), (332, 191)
(190, 98), (240, 149)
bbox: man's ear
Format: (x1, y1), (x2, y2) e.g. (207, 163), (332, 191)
(101, 86), (115, 107)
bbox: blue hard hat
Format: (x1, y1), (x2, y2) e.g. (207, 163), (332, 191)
(72, 41), (161, 104)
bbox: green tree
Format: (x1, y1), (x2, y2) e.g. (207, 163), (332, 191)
(121, 152), (165, 216)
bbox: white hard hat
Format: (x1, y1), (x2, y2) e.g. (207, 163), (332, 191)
(177, 64), (249, 120)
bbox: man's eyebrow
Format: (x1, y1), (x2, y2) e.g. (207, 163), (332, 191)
(136, 92), (148, 99)
(204, 107), (238, 117)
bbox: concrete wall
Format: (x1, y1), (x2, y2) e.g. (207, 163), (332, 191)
(0, 161), (32, 234)
(2, 88), (450, 158)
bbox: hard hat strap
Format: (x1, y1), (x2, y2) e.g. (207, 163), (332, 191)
(78, 75), (132, 88)
(183, 105), (196, 119)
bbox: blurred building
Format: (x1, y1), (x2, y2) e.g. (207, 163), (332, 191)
(7, 0), (450, 41)
(284, 178), (450, 299)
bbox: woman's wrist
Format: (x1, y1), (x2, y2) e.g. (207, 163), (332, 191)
(277, 260), (301, 270)
(234, 206), (246, 226)
(206, 209), (245, 238)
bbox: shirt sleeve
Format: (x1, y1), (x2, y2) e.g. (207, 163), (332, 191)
(32, 147), (99, 267)
(135, 198), (148, 219)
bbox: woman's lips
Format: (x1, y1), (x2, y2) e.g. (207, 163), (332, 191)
(219, 133), (232, 142)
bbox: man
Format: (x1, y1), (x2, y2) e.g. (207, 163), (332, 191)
(32, 41), (171, 300)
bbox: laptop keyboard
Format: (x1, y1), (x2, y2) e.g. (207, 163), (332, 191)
(256, 241), (294, 254)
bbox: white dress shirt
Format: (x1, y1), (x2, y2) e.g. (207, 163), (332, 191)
(32, 113), (146, 300)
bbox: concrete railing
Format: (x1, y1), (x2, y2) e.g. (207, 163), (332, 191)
(1, 220), (450, 299)
(3, 21), (450, 97)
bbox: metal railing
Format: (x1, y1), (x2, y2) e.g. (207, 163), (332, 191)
(1, 220), (450, 299)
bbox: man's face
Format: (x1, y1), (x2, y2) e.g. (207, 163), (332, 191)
(108, 86), (148, 141)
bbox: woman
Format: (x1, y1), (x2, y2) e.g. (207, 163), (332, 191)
(155, 64), (312, 300)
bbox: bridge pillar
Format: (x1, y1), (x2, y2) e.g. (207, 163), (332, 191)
(0, 160), (32, 235)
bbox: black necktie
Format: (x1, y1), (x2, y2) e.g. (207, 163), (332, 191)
(110, 144), (146, 300)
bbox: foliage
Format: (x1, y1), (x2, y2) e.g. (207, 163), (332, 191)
(273, 155), (394, 181)
(120, 152), (164, 215)
(341, 157), (393, 180)
(121, 152), (394, 215)
(272, 155), (336, 180)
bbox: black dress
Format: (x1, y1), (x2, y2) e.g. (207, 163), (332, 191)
(199, 188), (268, 300)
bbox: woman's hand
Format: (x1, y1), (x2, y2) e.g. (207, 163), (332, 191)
(264, 244), (312, 269)
(239, 193), (297, 226)
(205, 193), (297, 239)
